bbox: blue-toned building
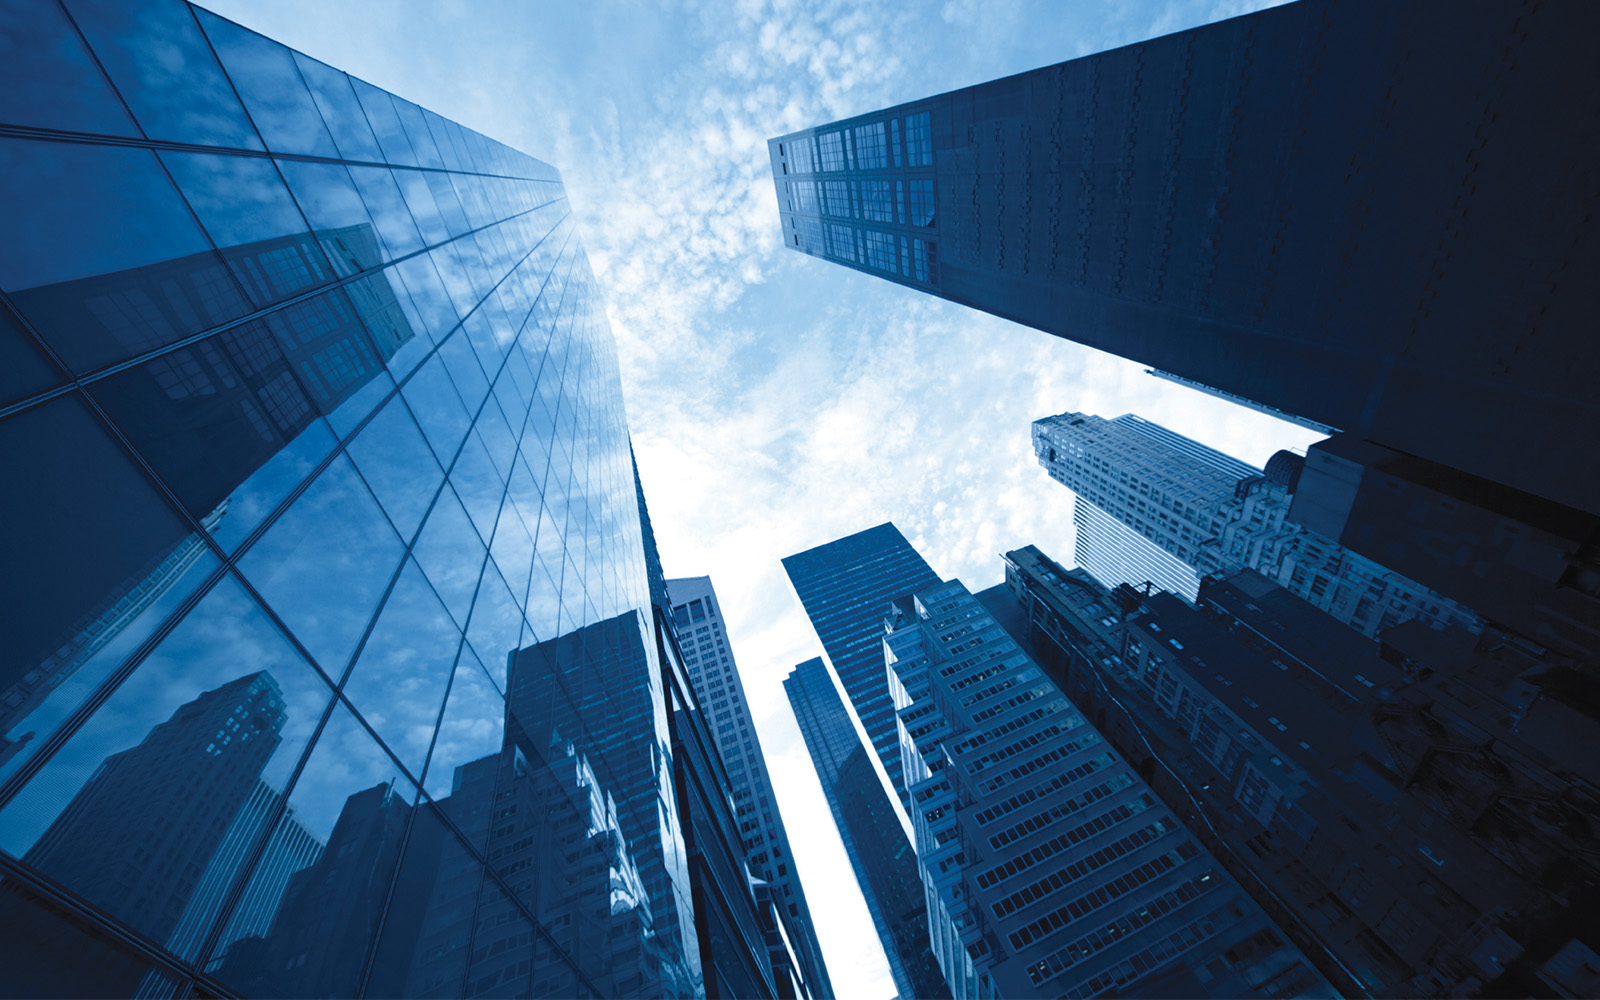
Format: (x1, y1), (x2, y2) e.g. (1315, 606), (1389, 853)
(766, 0), (1600, 662)
(783, 657), (950, 1000)
(0, 2), (732, 996)
(782, 523), (941, 805)
(883, 576), (1328, 999)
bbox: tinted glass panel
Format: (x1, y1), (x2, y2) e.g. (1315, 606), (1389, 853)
(0, 0), (140, 137)
(67, 0), (262, 148)
(237, 455), (405, 674)
(0, 576), (334, 953)
(194, 8), (338, 158)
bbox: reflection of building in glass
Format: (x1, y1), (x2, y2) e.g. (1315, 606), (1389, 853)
(783, 524), (941, 804)
(1, 221), (415, 769)
(1033, 411), (1480, 637)
(785, 657), (950, 1000)
(1002, 545), (1600, 997)
(506, 610), (698, 994)
(667, 576), (833, 997)
(0, 3), (742, 996)
(885, 575), (1328, 999)
(167, 778), (322, 969)
(0, 672), (285, 997)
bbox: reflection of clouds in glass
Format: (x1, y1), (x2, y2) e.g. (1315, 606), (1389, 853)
(347, 166), (424, 260)
(291, 49), (382, 162)
(158, 151), (309, 252)
(425, 650), (505, 801)
(465, 566), (522, 690)
(282, 701), (410, 844)
(210, 419), (336, 553)
(195, 8), (338, 159)
(403, 352), (472, 463)
(411, 485), (486, 627)
(0, 575), (332, 855)
(238, 455), (404, 673)
(341, 559), (462, 775)
(345, 393), (445, 543)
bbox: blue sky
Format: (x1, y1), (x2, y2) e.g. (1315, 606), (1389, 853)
(203, 1), (1315, 994)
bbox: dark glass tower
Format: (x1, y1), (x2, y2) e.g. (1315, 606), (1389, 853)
(766, 0), (1599, 530)
(0, 1), (707, 995)
(782, 523), (940, 803)
(784, 657), (949, 1000)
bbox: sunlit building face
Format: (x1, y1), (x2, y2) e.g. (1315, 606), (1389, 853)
(0, 2), (699, 996)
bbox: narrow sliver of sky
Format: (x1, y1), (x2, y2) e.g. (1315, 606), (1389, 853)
(204, 2), (1308, 996)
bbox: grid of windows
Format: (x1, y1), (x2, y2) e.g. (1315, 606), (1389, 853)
(0, 5), (691, 998)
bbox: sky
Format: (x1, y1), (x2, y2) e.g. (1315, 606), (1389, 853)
(202, 1), (1315, 995)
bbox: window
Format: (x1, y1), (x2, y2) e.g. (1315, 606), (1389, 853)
(853, 122), (888, 168)
(861, 180), (893, 222)
(905, 111), (932, 165)
(908, 178), (935, 226)
(817, 130), (846, 171)
(863, 230), (895, 272)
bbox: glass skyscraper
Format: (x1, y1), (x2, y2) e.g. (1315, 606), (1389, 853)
(783, 657), (949, 1000)
(782, 523), (940, 805)
(765, 0), (1598, 525)
(0, 2), (700, 996)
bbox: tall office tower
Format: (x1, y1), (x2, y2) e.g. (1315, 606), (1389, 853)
(1034, 411), (1480, 637)
(767, 0), (1599, 524)
(783, 523), (941, 804)
(667, 576), (834, 998)
(784, 657), (951, 1000)
(882, 576), (1327, 999)
(0, 2), (711, 995)
(1001, 544), (1600, 997)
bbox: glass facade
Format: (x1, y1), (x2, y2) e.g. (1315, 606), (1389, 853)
(781, 523), (940, 806)
(0, 2), (697, 996)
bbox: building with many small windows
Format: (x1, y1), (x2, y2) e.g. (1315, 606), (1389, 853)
(1032, 411), (1480, 638)
(667, 577), (833, 999)
(1001, 544), (1600, 997)
(882, 575), (1326, 999)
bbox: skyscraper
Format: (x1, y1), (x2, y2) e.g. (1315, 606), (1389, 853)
(1034, 411), (1480, 637)
(667, 576), (834, 999)
(784, 657), (950, 1000)
(1001, 544), (1600, 997)
(782, 523), (941, 804)
(0, 2), (707, 994)
(767, 0), (1599, 524)
(882, 575), (1328, 999)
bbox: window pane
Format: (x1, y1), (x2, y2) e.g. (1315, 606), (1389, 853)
(67, 0), (262, 149)
(195, 8), (338, 158)
(346, 391), (442, 541)
(411, 486), (486, 628)
(237, 455), (405, 674)
(159, 151), (334, 307)
(0, 0), (140, 137)
(342, 558), (461, 774)
(0, 576), (335, 954)
(292, 50), (382, 162)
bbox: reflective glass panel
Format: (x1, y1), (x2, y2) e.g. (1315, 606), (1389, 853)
(237, 455), (405, 674)
(345, 391), (443, 541)
(0, 0), (140, 137)
(0, 575), (335, 953)
(195, 8), (339, 158)
(341, 558), (461, 774)
(207, 703), (415, 998)
(0, 141), (220, 371)
(67, 0), (262, 149)
(410, 485), (485, 629)
(293, 51), (382, 162)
